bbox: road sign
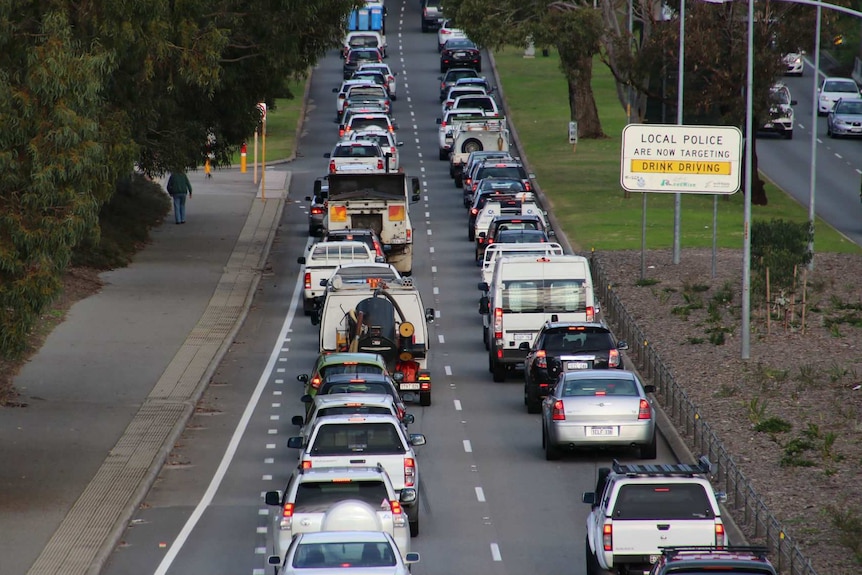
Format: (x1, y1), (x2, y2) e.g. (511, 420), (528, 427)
(620, 124), (742, 194)
(568, 121), (578, 145)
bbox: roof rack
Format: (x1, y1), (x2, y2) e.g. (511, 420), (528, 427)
(611, 455), (713, 476)
(660, 546), (769, 559)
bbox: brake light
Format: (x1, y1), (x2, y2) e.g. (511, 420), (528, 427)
(602, 523), (612, 551)
(440, 121), (447, 128)
(472, 182), (478, 191)
(586, 306), (595, 322)
(388, 125), (394, 133)
(329, 160), (336, 173)
(715, 522), (726, 546)
(390, 499), (403, 515)
(310, 376), (321, 389)
(339, 129), (345, 137)
(405, 458), (415, 487)
(311, 206), (324, 215)
(470, 207), (478, 215)
(281, 502), (294, 519)
(477, 237), (483, 244)
(442, 29), (450, 34)
(301, 460), (312, 470)
(552, 400), (565, 420)
(535, 349), (546, 369)
(493, 307), (503, 339)
(525, 182), (532, 191)
(377, 158), (384, 170)
(608, 348), (620, 368)
(391, 499), (406, 527)
(638, 399), (651, 420)
(304, 272), (311, 290)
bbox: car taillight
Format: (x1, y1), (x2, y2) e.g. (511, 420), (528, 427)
(602, 523), (613, 551)
(311, 376), (321, 389)
(472, 183), (478, 191)
(388, 125), (394, 133)
(470, 207), (478, 215)
(391, 499), (406, 527)
(304, 272), (311, 290)
(525, 182), (532, 191)
(552, 399), (565, 420)
(338, 129), (345, 137)
(493, 307), (503, 339)
(418, 371), (431, 390)
(311, 206), (324, 215)
(301, 460), (312, 470)
(440, 121), (447, 128)
(329, 160), (336, 173)
(608, 348), (620, 368)
(477, 237), (483, 244)
(278, 502), (294, 530)
(446, 100), (453, 108)
(405, 458), (415, 487)
(586, 306), (595, 322)
(377, 158), (384, 170)
(638, 399), (651, 420)
(423, 8), (428, 16)
(715, 522), (726, 547)
(535, 349), (546, 369)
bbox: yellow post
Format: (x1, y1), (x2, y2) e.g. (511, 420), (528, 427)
(261, 116), (267, 200)
(253, 129), (259, 184)
(204, 158), (211, 178)
(240, 142), (247, 173)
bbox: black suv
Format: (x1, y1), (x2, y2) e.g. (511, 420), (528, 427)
(523, 322), (629, 413)
(439, 67), (481, 101)
(649, 546), (777, 575)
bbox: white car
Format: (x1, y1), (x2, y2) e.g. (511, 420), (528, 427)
(357, 62), (398, 100)
(334, 79), (378, 118)
(760, 83), (795, 139)
(271, 531), (419, 575)
(440, 85), (489, 115)
(345, 129), (403, 172)
(342, 30), (387, 58)
(324, 140), (387, 174)
(437, 19), (466, 51)
(817, 76), (861, 115)
(783, 52), (804, 76)
(437, 107), (488, 160)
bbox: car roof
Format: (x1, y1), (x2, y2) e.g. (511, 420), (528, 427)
(293, 465), (391, 481)
(561, 369), (637, 381)
(316, 352), (387, 366)
(313, 393), (396, 407)
(310, 412), (403, 426)
(322, 372), (394, 383)
(295, 530), (391, 544)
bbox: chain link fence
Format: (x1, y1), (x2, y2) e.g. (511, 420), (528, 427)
(590, 253), (818, 575)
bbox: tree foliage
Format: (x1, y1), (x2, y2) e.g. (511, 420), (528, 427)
(0, 0), (356, 357)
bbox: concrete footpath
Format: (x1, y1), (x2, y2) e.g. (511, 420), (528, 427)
(0, 168), (288, 575)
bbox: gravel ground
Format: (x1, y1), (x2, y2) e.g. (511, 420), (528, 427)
(597, 248), (862, 575)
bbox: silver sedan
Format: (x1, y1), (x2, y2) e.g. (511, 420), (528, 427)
(541, 369), (656, 460)
(827, 98), (862, 138)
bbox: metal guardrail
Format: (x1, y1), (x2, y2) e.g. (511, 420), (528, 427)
(590, 253), (819, 575)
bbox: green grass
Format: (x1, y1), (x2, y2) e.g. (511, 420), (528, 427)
(229, 77), (309, 166)
(492, 48), (862, 254)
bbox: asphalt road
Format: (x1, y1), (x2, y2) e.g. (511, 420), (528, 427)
(758, 65), (862, 246)
(100, 3), (678, 575)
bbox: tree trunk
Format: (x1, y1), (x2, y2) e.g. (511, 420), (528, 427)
(561, 51), (604, 138)
(741, 134), (768, 205)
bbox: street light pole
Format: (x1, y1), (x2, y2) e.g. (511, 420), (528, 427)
(674, 0), (685, 265)
(808, 5), (822, 270)
(741, 0), (755, 359)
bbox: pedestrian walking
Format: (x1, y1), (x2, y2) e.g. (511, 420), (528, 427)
(166, 170), (193, 224)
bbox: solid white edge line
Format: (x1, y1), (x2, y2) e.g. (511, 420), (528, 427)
(152, 237), (313, 575)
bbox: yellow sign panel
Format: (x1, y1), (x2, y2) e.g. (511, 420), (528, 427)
(630, 160), (732, 175)
(330, 205), (347, 222)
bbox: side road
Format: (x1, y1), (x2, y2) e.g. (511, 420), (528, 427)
(0, 170), (288, 575)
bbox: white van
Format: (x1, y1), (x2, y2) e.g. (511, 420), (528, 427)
(479, 255), (595, 382)
(480, 242), (564, 286)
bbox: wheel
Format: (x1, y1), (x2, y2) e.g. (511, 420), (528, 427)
(440, 65), (446, 74)
(409, 519), (419, 537)
(476, 64), (482, 73)
(544, 427), (561, 460)
(454, 174), (462, 188)
(639, 431), (658, 460)
(439, 148), (448, 161)
(419, 391), (431, 406)
(585, 536), (612, 575)
(541, 425), (546, 447)
(526, 386), (541, 414)
(302, 298), (313, 316)
(461, 138), (483, 154)
(421, 22), (429, 33)
(491, 357), (506, 382)
(468, 227), (474, 241)
(827, 123), (832, 137)
(483, 327), (489, 350)
(784, 130), (793, 140)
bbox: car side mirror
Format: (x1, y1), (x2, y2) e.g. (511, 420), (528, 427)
(297, 256), (306, 265)
(409, 433), (427, 446)
(297, 374), (309, 383)
(617, 340), (629, 351)
(323, 152), (332, 158)
(400, 488), (417, 504)
(402, 413), (415, 425)
(582, 492), (596, 505)
(643, 385), (656, 394)
(436, 118), (442, 125)
(291, 415), (304, 426)
(332, 87), (339, 93)
(518, 342), (530, 351)
(300, 394), (313, 403)
(425, 307), (435, 322)
(265, 491), (281, 506)
(405, 552), (420, 564)
(397, 141), (404, 147)
(528, 173), (536, 179)
(375, 256), (386, 263)
(392, 371), (404, 382)
(286, 436), (304, 449)
(478, 232), (486, 238)
(478, 296), (489, 315)
(790, 99), (798, 106)
(478, 281), (489, 291)
(268, 556), (282, 566)
(305, 195), (312, 202)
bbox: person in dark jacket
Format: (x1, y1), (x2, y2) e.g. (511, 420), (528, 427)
(166, 170), (193, 224)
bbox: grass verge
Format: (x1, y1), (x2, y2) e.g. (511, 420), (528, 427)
(492, 47), (862, 254)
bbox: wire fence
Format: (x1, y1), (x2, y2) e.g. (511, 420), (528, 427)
(590, 254), (819, 575)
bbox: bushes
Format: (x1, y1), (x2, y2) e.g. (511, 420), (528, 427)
(751, 218), (812, 299)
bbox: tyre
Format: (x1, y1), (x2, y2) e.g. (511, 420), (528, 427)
(639, 432), (658, 460)
(483, 327), (489, 350)
(827, 123), (832, 137)
(409, 519), (419, 537)
(421, 22), (429, 33)
(526, 386), (541, 414)
(419, 391), (431, 406)
(468, 227), (474, 241)
(785, 130), (793, 140)
(461, 138), (483, 154)
(439, 148), (448, 161)
(440, 65), (446, 74)
(491, 357), (506, 382)
(476, 64), (482, 73)
(454, 174), (462, 188)
(544, 428), (561, 460)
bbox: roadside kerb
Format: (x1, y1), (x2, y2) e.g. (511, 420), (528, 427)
(26, 175), (289, 575)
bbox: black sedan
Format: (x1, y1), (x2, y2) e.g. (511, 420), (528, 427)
(440, 38), (481, 73)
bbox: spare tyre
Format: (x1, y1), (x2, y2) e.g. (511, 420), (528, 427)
(462, 138), (483, 154)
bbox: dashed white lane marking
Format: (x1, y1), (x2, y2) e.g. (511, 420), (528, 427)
(273, 390), (282, 396)
(256, 526), (267, 534)
(262, 474), (273, 481)
(433, 286), (439, 295)
(424, 195), (429, 201)
(438, 334), (445, 344)
(429, 246), (435, 253)
(269, 415), (279, 420)
(425, 211), (430, 218)
(490, 543), (502, 561)
(266, 444), (276, 449)
(475, 487), (486, 502)
(463, 440), (472, 453)
(431, 266), (437, 273)
(454, 399), (462, 410)
(444, 365), (452, 376)
(426, 229), (432, 235)
(267, 429), (277, 435)
(271, 403), (280, 408)
(435, 310), (441, 318)
(264, 457), (274, 464)
(274, 379), (283, 384)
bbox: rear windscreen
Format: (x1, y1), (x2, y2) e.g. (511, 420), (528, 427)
(500, 279), (586, 313)
(294, 480), (389, 510)
(317, 406), (393, 418)
(611, 483), (715, 520)
(319, 382), (392, 396)
(477, 166), (526, 180)
(320, 364), (385, 379)
(310, 422), (406, 455)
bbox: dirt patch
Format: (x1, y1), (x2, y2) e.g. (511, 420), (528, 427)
(598, 248), (862, 574)
(0, 267), (104, 407)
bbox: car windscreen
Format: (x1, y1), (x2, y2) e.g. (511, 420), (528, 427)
(500, 279), (586, 313)
(611, 483), (715, 520)
(485, 247), (561, 263)
(496, 230), (548, 243)
(319, 363), (386, 379)
(456, 97), (495, 111)
(837, 100), (862, 114)
(444, 70), (479, 83)
(293, 479), (390, 511)
(310, 422), (406, 455)
(493, 221), (541, 234)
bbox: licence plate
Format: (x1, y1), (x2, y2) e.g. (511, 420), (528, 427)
(589, 426), (616, 436)
(567, 361), (590, 369)
(454, 52), (467, 58)
(514, 333), (533, 341)
(400, 383), (421, 390)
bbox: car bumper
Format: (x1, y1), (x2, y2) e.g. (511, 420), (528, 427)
(547, 419), (655, 447)
(760, 121), (792, 135)
(493, 346), (529, 365)
(830, 122), (862, 136)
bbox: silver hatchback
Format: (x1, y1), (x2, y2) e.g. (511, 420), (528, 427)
(541, 369), (656, 460)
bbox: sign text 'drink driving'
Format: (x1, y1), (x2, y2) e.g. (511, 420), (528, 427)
(620, 124), (742, 194)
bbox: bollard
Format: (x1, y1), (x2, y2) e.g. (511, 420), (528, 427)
(240, 142), (247, 173)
